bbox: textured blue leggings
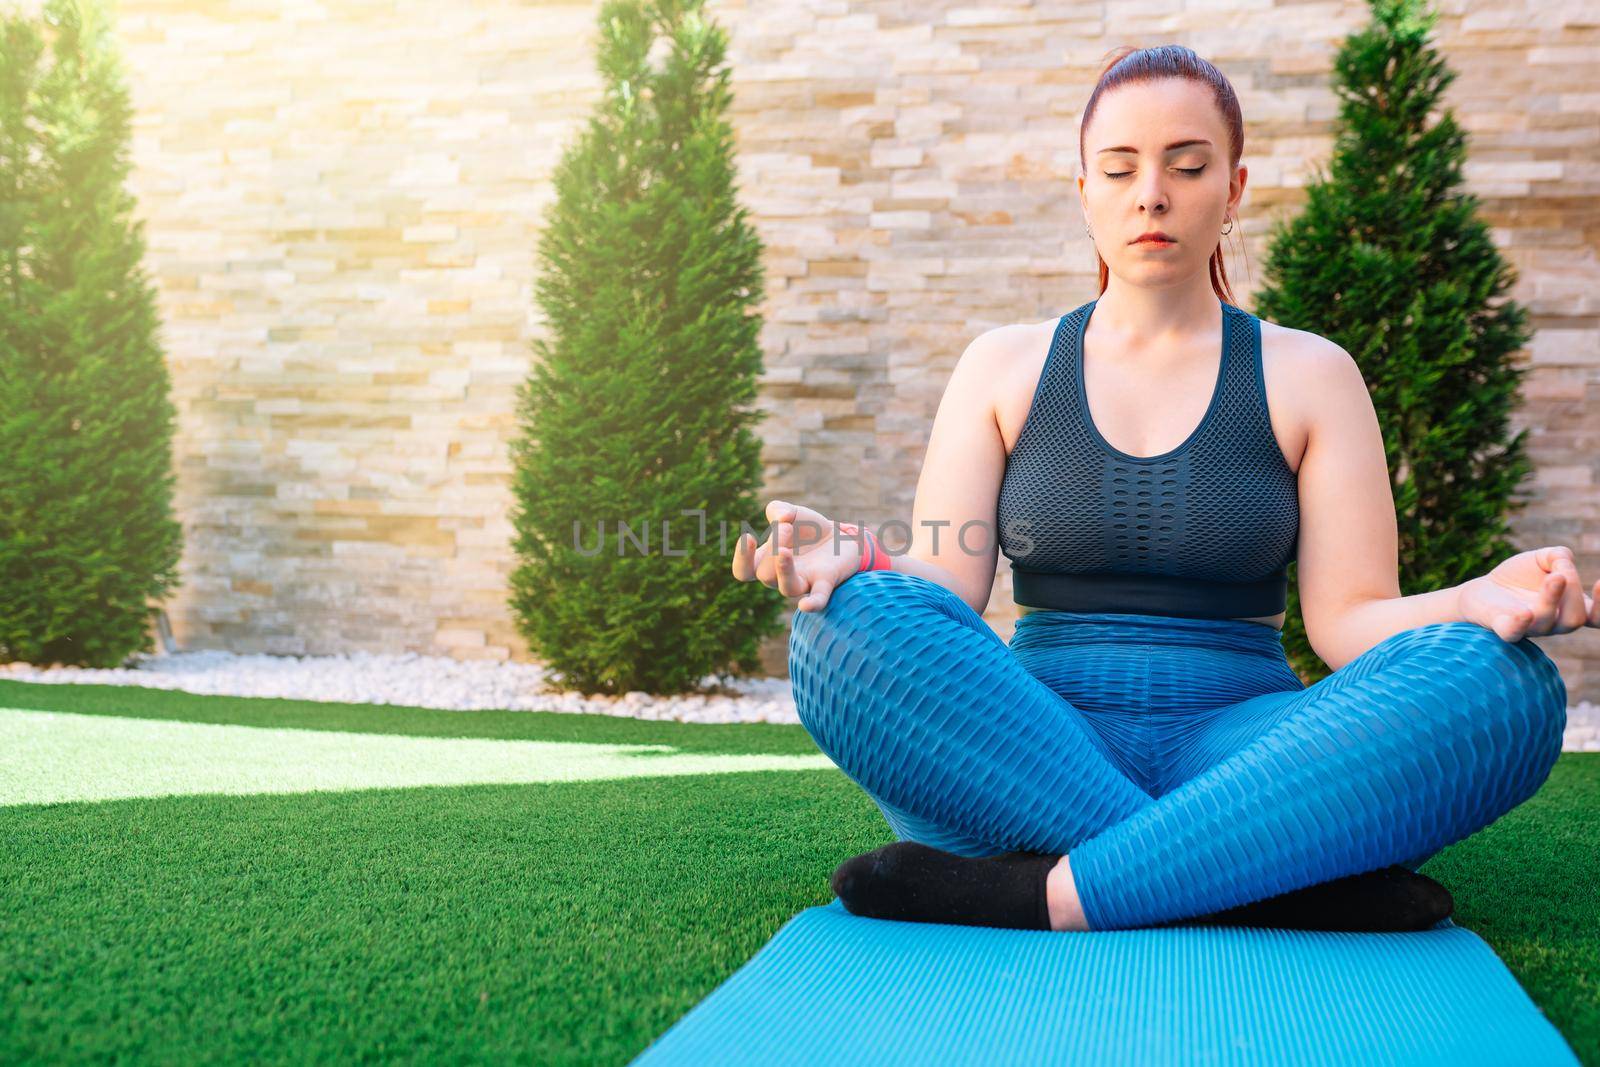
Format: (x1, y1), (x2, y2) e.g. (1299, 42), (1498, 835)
(788, 570), (1568, 931)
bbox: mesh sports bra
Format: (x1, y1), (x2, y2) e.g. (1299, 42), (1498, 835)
(996, 298), (1299, 620)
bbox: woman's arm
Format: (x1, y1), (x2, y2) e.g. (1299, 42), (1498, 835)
(1290, 337), (1595, 671)
(1290, 337), (1420, 671)
(878, 327), (1018, 616)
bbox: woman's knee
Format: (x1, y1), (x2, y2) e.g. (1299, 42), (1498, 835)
(1432, 622), (1567, 739)
(787, 570), (1004, 760)
(787, 572), (935, 738)
(789, 568), (890, 645)
(1407, 623), (1568, 803)
(788, 569), (978, 660)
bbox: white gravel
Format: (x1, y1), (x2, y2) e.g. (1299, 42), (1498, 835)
(0, 650), (798, 725)
(2, 649), (1598, 750)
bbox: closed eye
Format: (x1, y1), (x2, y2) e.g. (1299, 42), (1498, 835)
(1104, 166), (1206, 180)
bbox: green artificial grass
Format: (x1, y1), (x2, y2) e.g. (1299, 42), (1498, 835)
(0, 678), (1594, 1065)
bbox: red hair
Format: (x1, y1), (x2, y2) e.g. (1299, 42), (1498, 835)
(1079, 45), (1248, 307)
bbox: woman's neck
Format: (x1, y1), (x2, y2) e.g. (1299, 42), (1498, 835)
(1090, 281), (1222, 347)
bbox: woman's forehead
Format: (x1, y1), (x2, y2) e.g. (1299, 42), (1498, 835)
(1088, 82), (1221, 144)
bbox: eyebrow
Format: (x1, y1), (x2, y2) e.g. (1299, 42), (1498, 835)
(1096, 139), (1213, 155)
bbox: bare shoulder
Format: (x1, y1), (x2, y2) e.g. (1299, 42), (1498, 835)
(1259, 318), (1356, 371)
(935, 320), (1043, 439)
(964, 319), (1045, 370)
(1257, 317), (1369, 469)
(985, 317), (1061, 454)
(1259, 317), (1368, 400)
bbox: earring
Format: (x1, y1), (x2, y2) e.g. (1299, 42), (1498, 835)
(1221, 219), (1234, 236)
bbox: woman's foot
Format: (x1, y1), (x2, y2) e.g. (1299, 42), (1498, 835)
(831, 846), (1451, 934)
(1176, 865), (1454, 932)
(830, 842), (1060, 931)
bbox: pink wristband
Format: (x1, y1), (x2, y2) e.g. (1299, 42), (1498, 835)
(837, 522), (892, 573)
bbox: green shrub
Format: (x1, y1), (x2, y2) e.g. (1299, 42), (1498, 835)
(507, 0), (783, 695)
(1253, 0), (1535, 685)
(0, 0), (182, 668)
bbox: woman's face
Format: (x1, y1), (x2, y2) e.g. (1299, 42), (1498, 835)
(1078, 78), (1244, 283)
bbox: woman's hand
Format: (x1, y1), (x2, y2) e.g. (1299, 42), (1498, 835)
(1456, 546), (1600, 642)
(729, 499), (864, 612)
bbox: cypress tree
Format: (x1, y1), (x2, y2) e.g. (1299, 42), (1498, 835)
(1252, 0), (1535, 685)
(508, 0), (783, 695)
(0, 0), (182, 668)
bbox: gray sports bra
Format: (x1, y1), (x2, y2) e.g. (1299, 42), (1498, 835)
(995, 298), (1299, 620)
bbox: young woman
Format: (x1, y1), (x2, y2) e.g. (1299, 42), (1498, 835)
(729, 45), (1597, 933)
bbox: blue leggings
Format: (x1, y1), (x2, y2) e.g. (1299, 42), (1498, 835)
(788, 570), (1568, 931)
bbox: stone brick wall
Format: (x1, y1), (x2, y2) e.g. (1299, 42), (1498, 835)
(54, 0), (1598, 698)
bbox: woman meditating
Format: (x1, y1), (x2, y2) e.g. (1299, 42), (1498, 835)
(729, 45), (1597, 933)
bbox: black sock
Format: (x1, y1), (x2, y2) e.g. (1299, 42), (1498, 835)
(831, 846), (1452, 934)
(830, 842), (1060, 931)
(1176, 865), (1454, 932)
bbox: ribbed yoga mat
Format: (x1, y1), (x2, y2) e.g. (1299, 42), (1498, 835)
(630, 899), (1579, 1066)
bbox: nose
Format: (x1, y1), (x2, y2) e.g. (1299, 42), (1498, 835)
(1137, 173), (1169, 215)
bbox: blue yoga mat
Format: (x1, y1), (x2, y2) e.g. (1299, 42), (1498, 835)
(630, 900), (1579, 1066)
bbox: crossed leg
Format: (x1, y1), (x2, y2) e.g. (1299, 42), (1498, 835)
(789, 570), (1568, 930)
(788, 570), (1154, 861)
(1068, 609), (1568, 929)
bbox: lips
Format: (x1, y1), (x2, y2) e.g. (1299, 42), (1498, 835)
(1134, 233), (1175, 244)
